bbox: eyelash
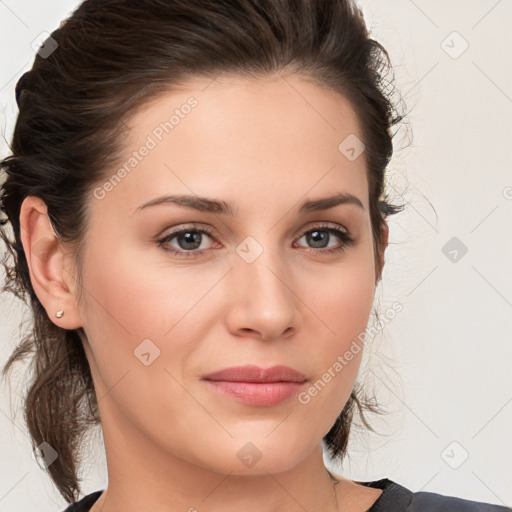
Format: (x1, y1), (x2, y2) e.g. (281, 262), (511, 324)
(157, 223), (355, 259)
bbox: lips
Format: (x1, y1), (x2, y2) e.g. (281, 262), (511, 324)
(201, 365), (308, 406)
(202, 364), (307, 383)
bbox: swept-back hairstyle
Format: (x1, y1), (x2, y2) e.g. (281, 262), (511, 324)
(0, 0), (407, 503)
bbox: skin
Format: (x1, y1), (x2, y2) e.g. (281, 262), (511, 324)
(20, 72), (388, 511)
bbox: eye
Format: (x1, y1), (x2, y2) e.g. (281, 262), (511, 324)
(293, 224), (355, 255)
(157, 223), (355, 259)
(157, 225), (215, 259)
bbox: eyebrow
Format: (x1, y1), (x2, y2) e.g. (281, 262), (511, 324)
(135, 192), (365, 215)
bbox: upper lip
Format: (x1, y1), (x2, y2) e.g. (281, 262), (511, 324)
(202, 364), (307, 383)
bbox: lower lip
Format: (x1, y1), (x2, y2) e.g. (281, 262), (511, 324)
(203, 380), (305, 406)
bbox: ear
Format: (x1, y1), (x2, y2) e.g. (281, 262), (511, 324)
(19, 196), (83, 329)
(375, 222), (389, 285)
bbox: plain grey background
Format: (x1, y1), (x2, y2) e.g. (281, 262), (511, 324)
(1, 1), (511, 510)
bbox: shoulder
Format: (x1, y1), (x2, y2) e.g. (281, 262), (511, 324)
(410, 489), (512, 512)
(353, 478), (512, 512)
(59, 490), (103, 512)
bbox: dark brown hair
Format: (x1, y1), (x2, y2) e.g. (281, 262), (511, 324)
(0, 0), (408, 503)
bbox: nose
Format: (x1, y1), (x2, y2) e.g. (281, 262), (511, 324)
(224, 245), (299, 342)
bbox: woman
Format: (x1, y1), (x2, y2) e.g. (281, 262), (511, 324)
(0, 1), (510, 511)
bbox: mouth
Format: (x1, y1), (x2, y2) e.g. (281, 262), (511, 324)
(201, 364), (307, 406)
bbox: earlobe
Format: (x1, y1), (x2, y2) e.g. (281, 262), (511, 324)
(19, 196), (83, 329)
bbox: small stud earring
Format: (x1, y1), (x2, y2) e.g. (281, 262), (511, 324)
(56, 310), (64, 318)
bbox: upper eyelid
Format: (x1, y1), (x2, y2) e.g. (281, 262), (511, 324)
(161, 221), (349, 237)
(159, 222), (350, 245)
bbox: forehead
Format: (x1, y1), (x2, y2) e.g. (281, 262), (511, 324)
(101, 73), (369, 215)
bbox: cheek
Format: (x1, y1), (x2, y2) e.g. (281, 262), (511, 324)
(297, 256), (375, 398)
(81, 237), (219, 342)
(77, 243), (216, 441)
(77, 241), (212, 396)
(304, 254), (376, 344)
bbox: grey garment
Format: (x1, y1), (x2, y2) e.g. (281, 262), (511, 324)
(61, 479), (512, 511)
(357, 478), (512, 512)
(61, 490), (102, 512)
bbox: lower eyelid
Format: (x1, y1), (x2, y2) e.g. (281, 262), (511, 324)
(159, 225), (352, 253)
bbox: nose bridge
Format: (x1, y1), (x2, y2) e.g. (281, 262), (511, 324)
(229, 232), (297, 336)
(235, 231), (291, 297)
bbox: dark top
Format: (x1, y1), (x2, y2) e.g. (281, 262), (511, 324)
(61, 478), (512, 511)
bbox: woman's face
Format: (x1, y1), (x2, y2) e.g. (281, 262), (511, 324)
(76, 73), (383, 475)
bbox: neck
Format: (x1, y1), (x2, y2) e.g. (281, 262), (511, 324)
(91, 410), (341, 512)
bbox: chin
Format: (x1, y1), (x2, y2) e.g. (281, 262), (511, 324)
(188, 435), (314, 476)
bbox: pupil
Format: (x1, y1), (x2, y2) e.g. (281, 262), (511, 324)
(180, 231), (201, 250)
(309, 230), (328, 248)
